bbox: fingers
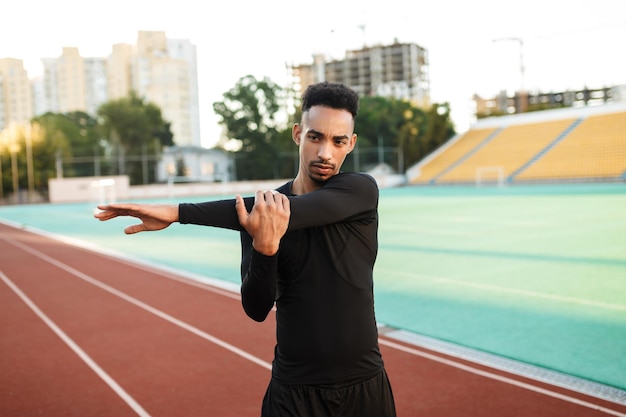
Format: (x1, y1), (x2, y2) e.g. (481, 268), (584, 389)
(269, 191), (290, 214)
(239, 190), (290, 225)
(96, 203), (131, 212)
(279, 193), (290, 212)
(235, 194), (249, 225)
(237, 191), (287, 211)
(254, 190), (265, 206)
(124, 224), (145, 234)
(246, 190), (290, 255)
(93, 203), (133, 220)
(255, 190), (289, 208)
(271, 192), (290, 214)
(94, 209), (121, 221)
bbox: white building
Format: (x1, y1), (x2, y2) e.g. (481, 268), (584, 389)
(0, 58), (33, 131)
(35, 31), (202, 148)
(158, 146), (234, 183)
(125, 31), (201, 147)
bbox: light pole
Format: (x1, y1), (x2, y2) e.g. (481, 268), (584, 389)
(0, 152), (4, 202)
(493, 37), (525, 93)
(0, 131), (5, 202)
(25, 123), (35, 202)
(9, 142), (20, 203)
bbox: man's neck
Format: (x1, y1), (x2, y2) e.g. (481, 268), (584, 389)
(291, 175), (323, 195)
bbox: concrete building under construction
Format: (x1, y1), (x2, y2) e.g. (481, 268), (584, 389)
(288, 40), (431, 109)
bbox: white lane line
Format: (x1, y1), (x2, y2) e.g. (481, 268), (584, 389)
(7, 230), (623, 415)
(381, 328), (626, 406)
(379, 338), (626, 417)
(384, 269), (626, 311)
(0, 220), (242, 300)
(0, 270), (151, 417)
(437, 276), (626, 311)
(5, 236), (273, 371)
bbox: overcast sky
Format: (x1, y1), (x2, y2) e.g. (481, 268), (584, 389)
(3, 0), (625, 147)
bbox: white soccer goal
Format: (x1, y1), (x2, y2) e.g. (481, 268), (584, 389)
(475, 166), (505, 187)
(90, 178), (117, 213)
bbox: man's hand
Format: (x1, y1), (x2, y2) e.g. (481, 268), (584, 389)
(94, 203), (179, 234)
(235, 190), (290, 256)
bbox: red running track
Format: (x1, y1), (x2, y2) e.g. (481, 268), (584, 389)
(1, 222), (625, 417)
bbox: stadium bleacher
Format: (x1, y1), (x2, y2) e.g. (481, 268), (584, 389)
(409, 103), (626, 185)
(411, 127), (500, 184)
(515, 111), (626, 182)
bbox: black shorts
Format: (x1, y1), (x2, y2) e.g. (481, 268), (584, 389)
(260, 369), (396, 417)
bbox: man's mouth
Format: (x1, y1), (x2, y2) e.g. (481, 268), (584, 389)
(312, 163), (334, 175)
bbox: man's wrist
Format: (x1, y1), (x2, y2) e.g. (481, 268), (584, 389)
(252, 241), (279, 256)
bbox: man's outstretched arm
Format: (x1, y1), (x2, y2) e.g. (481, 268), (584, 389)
(94, 203), (179, 234)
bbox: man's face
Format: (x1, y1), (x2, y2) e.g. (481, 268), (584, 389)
(292, 106), (357, 189)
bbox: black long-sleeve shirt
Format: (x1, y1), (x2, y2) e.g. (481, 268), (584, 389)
(179, 172), (384, 385)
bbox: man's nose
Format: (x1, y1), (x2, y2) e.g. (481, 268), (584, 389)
(318, 142), (332, 161)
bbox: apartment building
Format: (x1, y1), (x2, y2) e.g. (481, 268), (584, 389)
(289, 40), (431, 108)
(473, 85), (626, 118)
(124, 31), (201, 147)
(107, 43), (133, 100)
(0, 58), (34, 131)
(84, 57), (108, 116)
(33, 59), (58, 115)
(2, 31), (201, 147)
(57, 47), (88, 112)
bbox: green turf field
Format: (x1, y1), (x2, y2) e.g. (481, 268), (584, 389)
(1, 183), (625, 390)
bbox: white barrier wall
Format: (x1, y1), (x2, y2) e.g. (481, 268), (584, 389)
(49, 172), (406, 203)
(48, 176), (130, 203)
(47, 176), (285, 203)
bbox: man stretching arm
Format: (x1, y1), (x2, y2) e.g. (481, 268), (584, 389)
(95, 81), (396, 417)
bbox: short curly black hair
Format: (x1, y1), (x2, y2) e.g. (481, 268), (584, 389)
(301, 81), (359, 118)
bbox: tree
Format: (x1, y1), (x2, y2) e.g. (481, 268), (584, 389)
(33, 111), (103, 178)
(0, 120), (69, 200)
(213, 75), (286, 180)
(356, 97), (419, 171)
(97, 92), (173, 185)
(212, 77), (455, 180)
(420, 103), (456, 163)
(355, 97), (455, 172)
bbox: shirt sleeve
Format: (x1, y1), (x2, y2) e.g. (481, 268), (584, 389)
(240, 173), (378, 322)
(178, 198), (251, 231)
(178, 173), (378, 323)
(286, 172), (379, 230)
(240, 246), (278, 322)
(177, 172), (378, 231)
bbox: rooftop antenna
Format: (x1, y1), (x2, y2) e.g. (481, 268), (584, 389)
(357, 23), (366, 47)
(493, 37), (525, 93)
